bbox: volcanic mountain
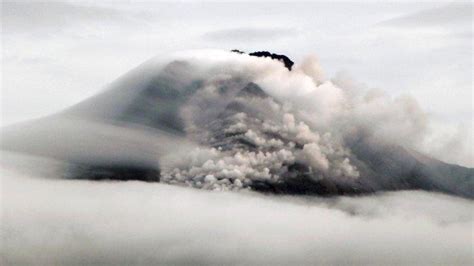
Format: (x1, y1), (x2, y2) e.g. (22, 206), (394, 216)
(1, 50), (472, 198)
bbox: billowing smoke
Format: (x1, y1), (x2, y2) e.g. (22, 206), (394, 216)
(123, 50), (465, 192)
(2, 49), (470, 195)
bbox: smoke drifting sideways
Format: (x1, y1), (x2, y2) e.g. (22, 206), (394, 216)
(0, 155), (472, 266)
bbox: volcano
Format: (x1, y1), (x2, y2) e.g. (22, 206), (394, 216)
(1, 50), (472, 198)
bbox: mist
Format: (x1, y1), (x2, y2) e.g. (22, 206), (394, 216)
(1, 152), (472, 266)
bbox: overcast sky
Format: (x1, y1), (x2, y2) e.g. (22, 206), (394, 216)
(1, 0), (472, 134)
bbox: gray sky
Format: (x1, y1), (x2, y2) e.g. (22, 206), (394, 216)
(1, 1), (472, 133)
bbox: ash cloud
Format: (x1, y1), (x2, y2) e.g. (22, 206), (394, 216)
(139, 50), (469, 194)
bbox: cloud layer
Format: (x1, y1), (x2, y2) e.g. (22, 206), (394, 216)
(1, 154), (472, 266)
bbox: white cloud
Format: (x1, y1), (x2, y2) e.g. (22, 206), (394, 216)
(1, 159), (472, 265)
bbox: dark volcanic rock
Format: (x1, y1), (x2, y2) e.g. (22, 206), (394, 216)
(249, 51), (294, 71)
(231, 49), (294, 71)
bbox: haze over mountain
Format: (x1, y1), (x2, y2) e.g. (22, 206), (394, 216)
(2, 50), (472, 199)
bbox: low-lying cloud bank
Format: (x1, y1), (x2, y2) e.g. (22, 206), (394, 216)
(1, 154), (472, 266)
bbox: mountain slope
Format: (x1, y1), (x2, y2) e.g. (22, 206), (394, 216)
(1, 50), (472, 198)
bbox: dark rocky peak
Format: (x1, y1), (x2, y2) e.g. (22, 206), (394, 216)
(231, 49), (294, 71)
(249, 51), (294, 71)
